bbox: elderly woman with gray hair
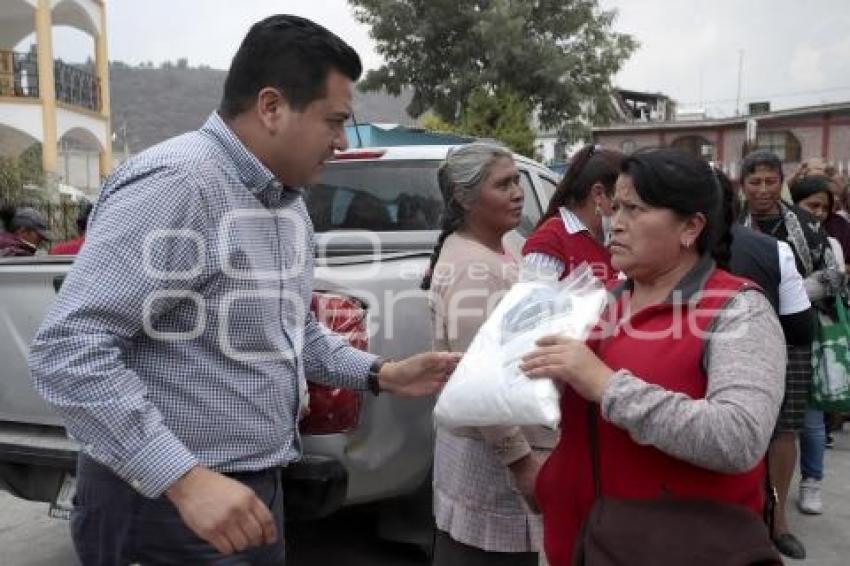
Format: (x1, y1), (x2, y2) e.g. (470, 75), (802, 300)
(423, 143), (556, 565)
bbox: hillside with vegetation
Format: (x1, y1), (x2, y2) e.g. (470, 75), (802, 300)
(109, 60), (416, 154)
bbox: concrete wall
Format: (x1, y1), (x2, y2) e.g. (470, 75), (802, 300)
(829, 125), (850, 173)
(592, 131), (662, 153)
(58, 148), (99, 193)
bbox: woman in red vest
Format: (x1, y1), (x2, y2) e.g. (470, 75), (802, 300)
(522, 145), (623, 282)
(520, 148), (786, 565)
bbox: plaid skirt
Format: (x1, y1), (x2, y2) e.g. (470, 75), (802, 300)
(775, 344), (812, 433)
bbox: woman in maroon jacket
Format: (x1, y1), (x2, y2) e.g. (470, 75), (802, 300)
(522, 145), (623, 282)
(0, 206), (52, 257)
(520, 148), (785, 565)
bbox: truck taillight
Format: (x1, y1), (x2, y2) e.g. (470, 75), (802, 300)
(332, 149), (386, 160)
(300, 292), (368, 435)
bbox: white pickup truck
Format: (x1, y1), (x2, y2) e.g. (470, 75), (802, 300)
(0, 145), (557, 536)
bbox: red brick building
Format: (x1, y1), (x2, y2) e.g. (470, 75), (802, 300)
(592, 99), (850, 179)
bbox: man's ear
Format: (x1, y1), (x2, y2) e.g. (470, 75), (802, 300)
(256, 87), (288, 133)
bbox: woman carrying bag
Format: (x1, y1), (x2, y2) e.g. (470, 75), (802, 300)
(520, 149), (784, 566)
(790, 175), (850, 516)
(424, 143), (556, 565)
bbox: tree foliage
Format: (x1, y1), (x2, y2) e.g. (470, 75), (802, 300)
(350, 0), (637, 134)
(464, 88), (537, 157)
(0, 144), (44, 204)
(421, 87), (536, 157)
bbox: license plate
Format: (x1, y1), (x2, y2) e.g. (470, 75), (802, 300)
(49, 472), (76, 520)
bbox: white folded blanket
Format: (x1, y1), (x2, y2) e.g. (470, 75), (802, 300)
(434, 263), (608, 429)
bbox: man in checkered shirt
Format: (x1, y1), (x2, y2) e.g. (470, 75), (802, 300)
(28, 15), (459, 565)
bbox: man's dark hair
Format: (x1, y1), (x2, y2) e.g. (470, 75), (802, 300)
(740, 149), (784, 183)
(219, 15), (362, 118)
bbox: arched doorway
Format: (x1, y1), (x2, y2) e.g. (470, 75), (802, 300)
(671, 135), (715, 161)
(57, 125), (103, 194)
(743, 131), (802, 163)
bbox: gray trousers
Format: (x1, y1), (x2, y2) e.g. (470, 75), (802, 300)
(71, 454), (286, 565)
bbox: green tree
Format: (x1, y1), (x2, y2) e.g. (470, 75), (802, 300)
(351, 0), (637, 135)
(421, 113), (459, 136)
(458, 87), (536, 157)
(422, 88), (536, 157)
(0, 143), (43, 204)
(18, 143), (44, 186)
(0, 156), (24, 204)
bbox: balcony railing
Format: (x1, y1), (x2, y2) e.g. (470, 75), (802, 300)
(0, 50), (39, 99)
(0, 49), (102, 112)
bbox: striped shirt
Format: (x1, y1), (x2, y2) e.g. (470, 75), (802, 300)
(29, 112), (376, 498)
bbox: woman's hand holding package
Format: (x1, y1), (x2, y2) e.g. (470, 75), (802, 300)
(520, 335), (615, 402)
(508, 451), (545, 512)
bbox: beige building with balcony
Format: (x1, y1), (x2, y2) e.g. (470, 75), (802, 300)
(0, 0), (111, 196)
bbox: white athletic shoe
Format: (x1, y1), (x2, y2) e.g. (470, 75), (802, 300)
(798, 478), (823, 515)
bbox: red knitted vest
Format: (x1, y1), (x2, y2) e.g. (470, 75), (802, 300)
(523, 217), (616, 282)
(535, 268), (766, 566)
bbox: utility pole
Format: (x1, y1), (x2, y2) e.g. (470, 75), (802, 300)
(698, 64), (705, 116)
(122, 121), (129, 161)
(735, 49), (744, 116)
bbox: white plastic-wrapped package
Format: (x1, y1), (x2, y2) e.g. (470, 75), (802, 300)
(434, 263), (608, 430)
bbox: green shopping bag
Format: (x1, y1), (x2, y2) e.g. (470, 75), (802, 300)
(811, 296), (850, 411)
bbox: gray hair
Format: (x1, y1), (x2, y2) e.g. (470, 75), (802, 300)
(439, 142), (514, 207)
(421, 142), (513, 290)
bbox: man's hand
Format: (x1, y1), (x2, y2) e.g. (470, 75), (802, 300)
(378, 352), (462, 397)
(165, 466), (277, 555)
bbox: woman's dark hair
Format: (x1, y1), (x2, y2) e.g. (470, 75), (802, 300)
(76, 200), (93, 234)
(537, 144), (623, 227)
(220, 15), (362, 118)
(714, 168), (741, 226)
(621, 148), (732, 269)
(714, 168), (742, 271)
(420, 143), (513, 290)
(789, 175), (834, 211)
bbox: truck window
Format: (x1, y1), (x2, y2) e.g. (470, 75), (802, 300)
(537, 175), (558, 206)
(307, 160), (443, 232)
(517, 170), (542, 237)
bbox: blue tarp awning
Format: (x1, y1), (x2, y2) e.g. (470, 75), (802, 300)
(345, 123), (473, 147)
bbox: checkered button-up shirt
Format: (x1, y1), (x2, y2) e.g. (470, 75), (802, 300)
(29, 112), (376, 498)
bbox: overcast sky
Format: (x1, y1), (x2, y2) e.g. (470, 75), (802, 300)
(31, 0), (850, 118)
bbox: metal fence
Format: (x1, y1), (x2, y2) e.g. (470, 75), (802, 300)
(0, 49), (101, 112)
(54, 59), (100, 112)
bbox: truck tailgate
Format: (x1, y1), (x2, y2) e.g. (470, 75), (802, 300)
(0, 259), (70, 426)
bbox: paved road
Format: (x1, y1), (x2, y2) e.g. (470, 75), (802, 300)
(2, 428), (850, 565)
